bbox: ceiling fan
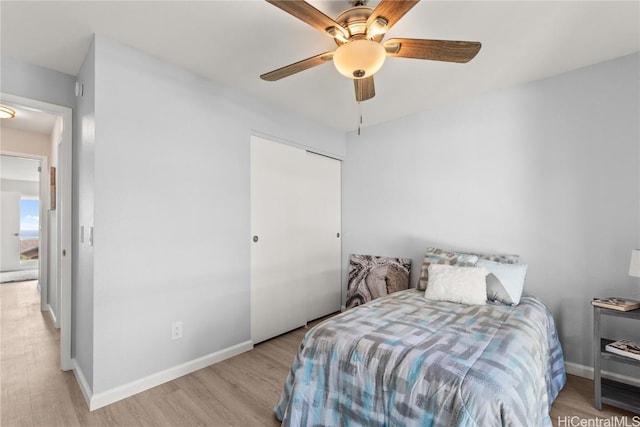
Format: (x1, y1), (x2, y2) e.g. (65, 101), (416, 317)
(260, 0), (482, 102)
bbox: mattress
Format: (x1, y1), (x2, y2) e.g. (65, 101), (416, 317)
(275, 289), (566, 426)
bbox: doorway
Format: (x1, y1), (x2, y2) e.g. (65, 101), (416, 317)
(0, 156), (42, 281)
(0, 93), (73, 371)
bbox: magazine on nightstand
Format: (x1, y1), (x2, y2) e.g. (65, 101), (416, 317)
(605, 339), (640, 361)
(591, 297), (640, 312)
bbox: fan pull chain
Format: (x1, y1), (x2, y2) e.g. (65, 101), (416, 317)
(357, 102), (363, 136)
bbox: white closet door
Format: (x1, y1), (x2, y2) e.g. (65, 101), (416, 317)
(1, 192), (22, 272)
(250, 136), (307, 344)
(304, 152), (341, 321)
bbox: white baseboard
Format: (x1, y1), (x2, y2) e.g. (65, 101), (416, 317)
(71, 359), (93, 408)
(69, 342), (254, 411)
(46, 304), (58, 328)
(88, 340), (253, 411)
(565, 361), (640, 387)
(75, 348), (638, 411)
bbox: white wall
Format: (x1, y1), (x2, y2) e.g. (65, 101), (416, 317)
(87, 36), (344, 395)
(0, 178), (38, 196)
(342, 53), (640, 373)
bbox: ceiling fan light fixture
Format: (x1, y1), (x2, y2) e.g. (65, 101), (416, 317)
(326, 26), (349, 43)
(367, 17), (388, 39)
(0, 105), (16, 119)
(333, 39), (386, 79)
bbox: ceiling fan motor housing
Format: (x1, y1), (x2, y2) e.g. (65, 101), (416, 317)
(334, 6), (383, 44)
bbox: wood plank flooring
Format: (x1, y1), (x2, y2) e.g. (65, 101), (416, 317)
(1, 280), (636, 426)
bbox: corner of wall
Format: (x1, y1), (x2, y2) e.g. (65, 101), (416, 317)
(71, 358), (93, 410)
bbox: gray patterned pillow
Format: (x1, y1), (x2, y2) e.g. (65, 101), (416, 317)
(418, 248), (478, 290)
(473, 252), (520, 265)
(418, 247), (521, 291)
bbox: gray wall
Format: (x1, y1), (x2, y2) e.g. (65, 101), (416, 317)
(342, 53), (640, 372)
(88, 36), (344, 393)
(1, 55), (76, 109)
(74, 38), (97, 388)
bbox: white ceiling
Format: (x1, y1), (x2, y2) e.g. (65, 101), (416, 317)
(1, 1), (638, 132)
(0, 103), (58, 135)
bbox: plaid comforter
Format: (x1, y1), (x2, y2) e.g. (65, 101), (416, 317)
(275, 289), (566, 426)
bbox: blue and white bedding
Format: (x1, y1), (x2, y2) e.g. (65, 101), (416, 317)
(275, 289), (566, 426)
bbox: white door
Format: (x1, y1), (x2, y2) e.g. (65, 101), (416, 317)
(304, 152), (341, 321)
(1, 191), (21, 271)
(250, 136), (308, 344)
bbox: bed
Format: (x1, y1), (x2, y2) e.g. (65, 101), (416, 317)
(274, 289), (566, 426)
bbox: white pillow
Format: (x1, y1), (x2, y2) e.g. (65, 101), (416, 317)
(476, 259), (528, 305)
(425, 264), (489, 305)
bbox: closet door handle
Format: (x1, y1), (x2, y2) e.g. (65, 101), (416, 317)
(253, 236), (259, 243)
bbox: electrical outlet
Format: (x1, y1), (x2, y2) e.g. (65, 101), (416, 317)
(171, 321), (183, 340)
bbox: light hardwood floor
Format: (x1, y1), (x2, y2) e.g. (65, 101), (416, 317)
(1, 280), (636, 426)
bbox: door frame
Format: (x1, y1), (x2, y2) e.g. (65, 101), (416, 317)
(1, 92), (73, 371)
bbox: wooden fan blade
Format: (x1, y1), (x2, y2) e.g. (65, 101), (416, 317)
(384, 38), (481, 63)
(266, 0), (344, 37)
(354, 76), (375, 102)
(260, 52), (334, 81)
(367, 0), (419, 33)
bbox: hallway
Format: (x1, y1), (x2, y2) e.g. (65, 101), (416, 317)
(1, 280), (81, 425)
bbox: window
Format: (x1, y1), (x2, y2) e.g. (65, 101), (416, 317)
(20, 198), (39, 261)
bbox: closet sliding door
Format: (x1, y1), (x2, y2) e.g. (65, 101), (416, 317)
(303, 151), (341, 322)
(250, 137), (307, 344)
(250, 136), (341, 344)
